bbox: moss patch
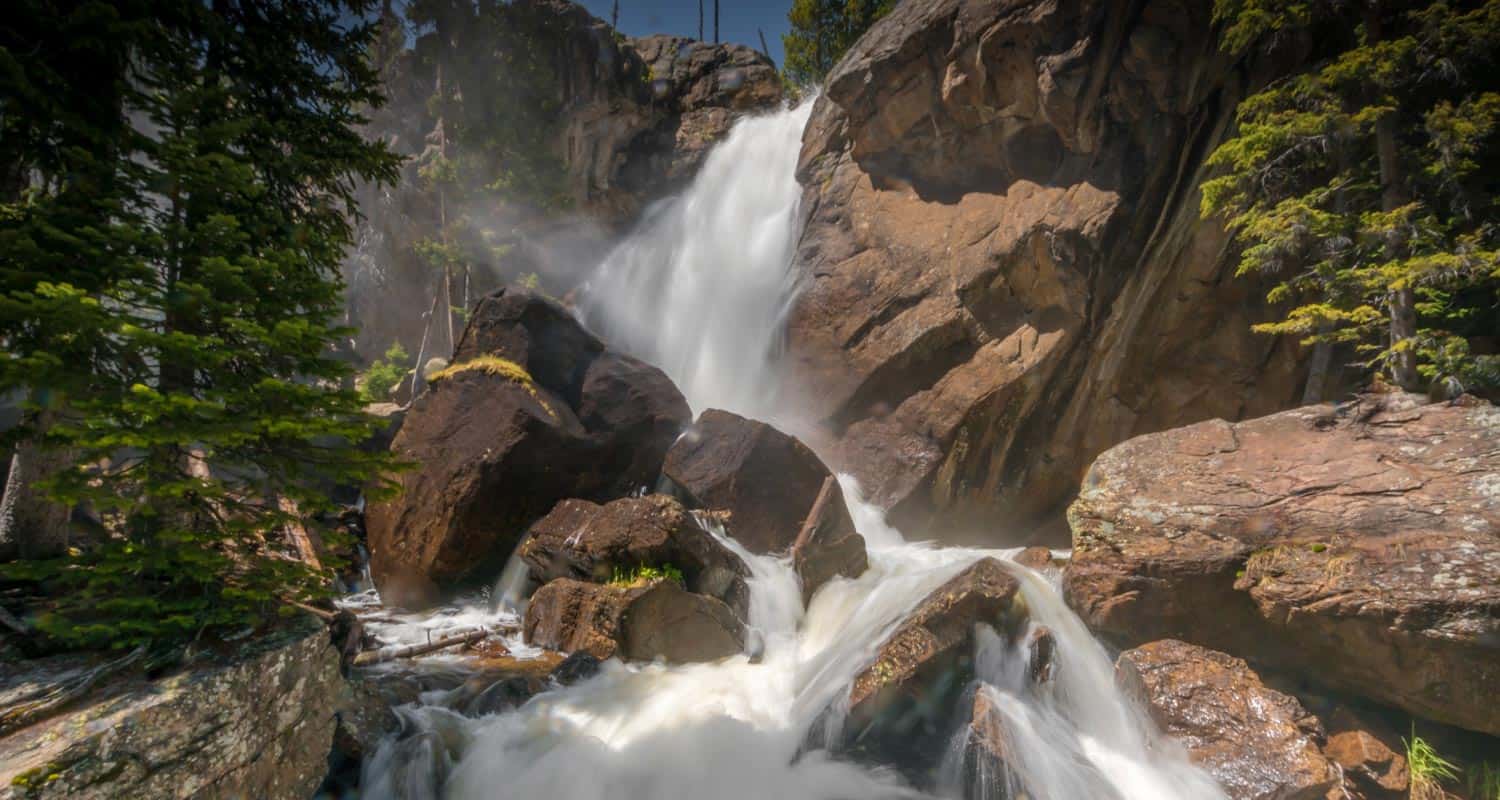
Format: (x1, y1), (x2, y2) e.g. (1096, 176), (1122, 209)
(428, 355), (555, 418)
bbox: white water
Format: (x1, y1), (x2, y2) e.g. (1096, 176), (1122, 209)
(577, 102), (813, 418)
(359, 102), (1225, 800)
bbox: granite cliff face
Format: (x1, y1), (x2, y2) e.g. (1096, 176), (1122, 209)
(785, 0), (1309, 542)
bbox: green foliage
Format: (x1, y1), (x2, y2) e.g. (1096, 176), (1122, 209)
(1203, 0), (1500, 393)
(609, 563), (686, 588)
(361, 343), (411, 403)
(0, 0), (402, 650)
(1405, 731), (1460, 800)
(782, 0), (894, 86)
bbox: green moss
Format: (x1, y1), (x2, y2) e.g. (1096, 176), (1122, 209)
(1308, 542), (1327, 553)
(428, 355), (554, 418)
(609, 563), (684, 588)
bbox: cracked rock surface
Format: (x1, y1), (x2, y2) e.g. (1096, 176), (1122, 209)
(1063, 395), (1500, 736)
(0, 620), (340, 799)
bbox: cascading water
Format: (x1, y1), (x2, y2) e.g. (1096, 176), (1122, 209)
(577, 102), (813, 419)
(358, 101), (1226, 800)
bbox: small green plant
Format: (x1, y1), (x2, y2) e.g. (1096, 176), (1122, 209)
(609, 563), (685, 588)
(361, 342), (410, 403)
(1406, 730), (1460, 800)
(1308, 542), (1327, 553)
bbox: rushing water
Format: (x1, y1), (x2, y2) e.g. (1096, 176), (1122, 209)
(357, 101), (1225, 800)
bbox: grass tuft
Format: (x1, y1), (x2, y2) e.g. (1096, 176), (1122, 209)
(609, 563), (685, 588)
(1406, 730), (1460, 800)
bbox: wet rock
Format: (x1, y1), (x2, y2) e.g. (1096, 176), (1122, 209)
(0, 620), (341, 800)
(1320, 707), (1409, 799)
(1116, 639), (1339, 800)
(784, 0), (1308, 540)
(663, 409), (858, 555)
(838, 559), (1024, 774)
(523, 577), (744, 664)
(793, 528), (869, 604)
(367, 288), (690, 608)
(1066, 399), (1500, 736)
(1024, 625), (1056, 686)
(464, 676), (545, 717)
(957, 689), (1026, 800)
(1014, 546), (1056, 572)
(550, 651), (603, 685)
(520, 494), (750, 618)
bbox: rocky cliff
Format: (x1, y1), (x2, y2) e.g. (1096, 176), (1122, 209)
(785, 0), (1310, 542)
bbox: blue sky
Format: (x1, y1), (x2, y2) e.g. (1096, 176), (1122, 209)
(576, 0), (793, 67)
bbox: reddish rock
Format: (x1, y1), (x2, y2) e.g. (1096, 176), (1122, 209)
(366, 289), (690, 608)
(523, 577), (743, 664)
(783, 0), (1307, 540)
(1066, 399), (1500, 736)
(1024, 625), (1056, 685)
(663, 409), (858, 555)
(793, 528), (868, 604)
(831, 558), (1025, 778)
(519, 495), (750, 618)
(1116, 640), (1339, 800)
(1013, 546), (1055, 572)
(957, 689), (1025, 799)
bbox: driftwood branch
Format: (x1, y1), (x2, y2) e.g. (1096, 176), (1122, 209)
(350, 627), (488, 666)
(793, 476), (837, 552)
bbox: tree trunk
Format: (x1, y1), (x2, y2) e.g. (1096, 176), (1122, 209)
(0, 411), (71, 561)
(1364, 0), (1420, 390)
(698, 0), (703, 41)
(714, 0), (719, 42)
(1302, 340), (1334, 405)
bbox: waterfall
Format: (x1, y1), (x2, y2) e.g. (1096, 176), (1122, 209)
(359, 102), (1226, 800)
(578, 102), (813, 419)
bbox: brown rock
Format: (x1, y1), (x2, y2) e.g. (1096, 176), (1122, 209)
(957, 689), (1025, 799)
(1014, 546), (1056, 572)
(783, 0), (1307, 541)
(1116, 640), (1339, 800)
(1324, 730), (1407, 798)
(519, 494), (750, 618)
(663, 409), (856, 555)
(793, 529), (869, 604)
(1025, 625), (1056, 685)
(523, 577), (744, 664)
(837, 558), (1025, 775)
(367, 289), (690, 608)
(1066, 399), (1500, 736)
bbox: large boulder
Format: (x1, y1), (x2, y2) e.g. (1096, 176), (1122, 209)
(837, 558), (1025, 774)
(519, 494), (751, 618)
(1065, 397), (1500, 736)
(663, 409), (859, 556)
(523, 577), (744, 664)
(1116, 639), (1339, 800)
(366, 289), (690, 608)
(783, 0), (1308, 541)
(0, 621), (341, 800)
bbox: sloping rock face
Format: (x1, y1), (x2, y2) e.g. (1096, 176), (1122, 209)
(367, 289), (690, 607)
(523, 577), (744, 663)
(663, 409), (858, 555)
(0, 622), (340, 800)
(519, 494), (751, 617)
(837, 558), (1025, 774)
(1065, 398), (1500, 736)
(1116, 639), (1339, 800)
(784, 0), (1307, 540)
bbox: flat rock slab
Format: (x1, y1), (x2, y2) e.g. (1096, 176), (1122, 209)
(1066, 397), (1500, 736)
(1116, 639), (1338, 800)
(0, 621), (340, 800)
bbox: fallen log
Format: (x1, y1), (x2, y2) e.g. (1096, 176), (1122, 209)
(350, 627), (489, 666)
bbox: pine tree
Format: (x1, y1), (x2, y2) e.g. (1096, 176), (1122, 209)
(1, 0), (402, 649)
(1203, 0), (1500, 395)
(782, 0), (894, 86)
